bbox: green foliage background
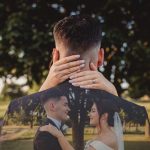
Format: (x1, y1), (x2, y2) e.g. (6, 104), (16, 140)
(0, 0), (150, 98)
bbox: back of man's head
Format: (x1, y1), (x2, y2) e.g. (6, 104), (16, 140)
(53, 15), (102, 54)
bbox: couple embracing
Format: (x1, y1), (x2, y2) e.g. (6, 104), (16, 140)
(34, 15), (124, 150)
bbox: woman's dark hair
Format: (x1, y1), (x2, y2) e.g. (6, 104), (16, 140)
(89, 90), (120, 127)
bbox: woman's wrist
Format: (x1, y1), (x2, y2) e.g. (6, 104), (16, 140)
(57, 132), (65, 139)
(101, 80), (118, 96)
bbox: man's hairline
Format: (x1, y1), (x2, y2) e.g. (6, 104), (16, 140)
(54, 38), (101, 54)
(43, 95), (66, 106)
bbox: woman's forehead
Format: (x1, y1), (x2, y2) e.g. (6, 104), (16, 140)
(92, 103), (97, 108)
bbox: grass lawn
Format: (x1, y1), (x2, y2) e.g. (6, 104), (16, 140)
(1, 126), (150, 150)
(124, 141), (150, 150)
(0, 139), (33, 150)
(1, 139), (150, 150)
(0, 99), (150, 150)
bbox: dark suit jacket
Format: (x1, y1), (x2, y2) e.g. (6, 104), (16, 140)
(33, 118), (62, 150)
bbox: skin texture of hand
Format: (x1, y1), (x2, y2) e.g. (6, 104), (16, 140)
(40, 124), (74, 150)
(39, 49), (118, 96)
(39, 53), (85, 91)
(40, 124), (63, 139)
(69, 62), (118, 96)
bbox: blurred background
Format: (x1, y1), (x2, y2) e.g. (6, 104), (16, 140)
(0, 0), (150, 150)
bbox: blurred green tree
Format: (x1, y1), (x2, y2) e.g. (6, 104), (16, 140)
(0, 0), (149, 98)
(1, 82), (27, 101)
(0, 0), (150, 149)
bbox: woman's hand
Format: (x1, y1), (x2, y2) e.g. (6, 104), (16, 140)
(69, 62), (118, 96)
(40, 124), (74, 150)
(40, 124), (64, 139)
(39, 52), (85, 91)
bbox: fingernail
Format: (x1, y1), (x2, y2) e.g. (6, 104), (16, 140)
(69, 80), (73, 83)
(80, 86), (84, 88)
(80, 60), (85, 63)
(72, 83), (78, 86)
(76, 55), (80, 58)
(80, 86), (86, 89)
(80, 64), (85, 67)
(70, 75), (74, 79)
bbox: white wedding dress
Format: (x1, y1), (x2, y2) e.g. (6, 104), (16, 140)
(84, 140), (114, 150)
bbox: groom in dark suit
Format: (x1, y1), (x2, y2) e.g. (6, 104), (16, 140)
(33, 87), (70, 150)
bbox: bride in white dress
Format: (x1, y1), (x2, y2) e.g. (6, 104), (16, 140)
(40, 98), (124, 150)
(84, 99), (124, 150)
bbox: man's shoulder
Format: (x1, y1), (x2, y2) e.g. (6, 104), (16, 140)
(34, 129), (61, 150)
(35, 128), (56, 140)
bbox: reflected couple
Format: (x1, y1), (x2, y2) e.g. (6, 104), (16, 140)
(35, 87), (124, 150)
(5, 14), (147, 150)
(33, 14), (123, 150)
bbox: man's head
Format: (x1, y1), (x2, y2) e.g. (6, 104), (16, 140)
(42, 88), (70, 122)
(53, 15), (104, 69)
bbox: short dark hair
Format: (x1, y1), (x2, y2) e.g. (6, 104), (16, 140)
(40, 87), (66, 105)
(53, 15), (102, 53)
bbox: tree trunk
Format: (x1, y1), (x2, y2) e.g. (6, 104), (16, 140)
(72, 118), (85, 150)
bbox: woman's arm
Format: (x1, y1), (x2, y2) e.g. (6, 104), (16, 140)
(57, 134), (74, 150)
(40, 124), (74, 150)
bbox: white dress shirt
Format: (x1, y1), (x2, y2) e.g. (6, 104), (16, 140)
(47, 115), (62, 130)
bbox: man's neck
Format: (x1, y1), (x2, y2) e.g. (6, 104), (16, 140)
(79, 57), (97, 71)
(47, 114), (61, 122)
(47, 115), (62, 129)
(60, 49), (98, 71)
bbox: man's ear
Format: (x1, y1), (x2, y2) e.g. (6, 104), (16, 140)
(97, 48), (104, 67)
(52, 48), (60, 63)
(49, 101), (55, 111)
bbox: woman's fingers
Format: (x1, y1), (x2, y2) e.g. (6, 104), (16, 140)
(56, 65), (85, 78)
(48, 124), (57, 130)
(56, 59), (85, 71)
(80, 84), (99, 89)
(69, 72), (98, 87)
(59, 70), (81, 82)
(69, 75), (96, 83)
(68, 70), (100, 88)
(39, 125), (48, 131)
(45, 54), (86, 87)
(69, 71), (92, 79)
(40, 124), (58, 134)
(71, 80), (93, 86)
(55, 55), (81, 66)
(47, 124), (63, 138)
